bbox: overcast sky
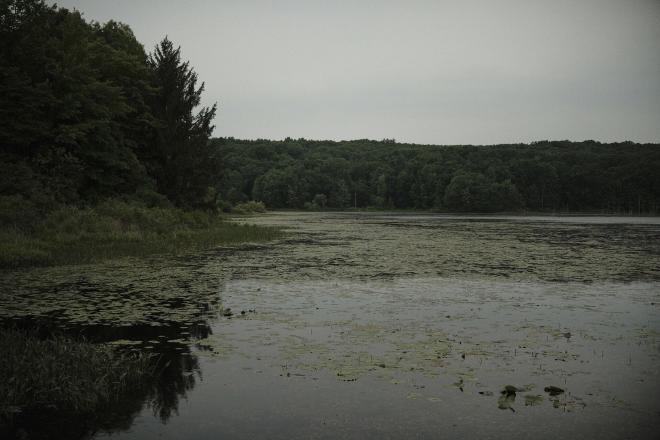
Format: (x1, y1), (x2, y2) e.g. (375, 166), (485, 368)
(53, 0), (660, 145)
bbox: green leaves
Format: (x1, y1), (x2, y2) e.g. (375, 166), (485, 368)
(216, 138), (660, 213)
(1, 1), (222, 209)
(146, 37), (219, 209)
(1, 2), (155, 203)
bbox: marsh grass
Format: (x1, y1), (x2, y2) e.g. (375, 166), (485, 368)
(0, 199), (282, 268)
(0, 327), (154, 422)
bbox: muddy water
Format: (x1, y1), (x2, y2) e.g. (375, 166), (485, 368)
(1, 212), (660, 439)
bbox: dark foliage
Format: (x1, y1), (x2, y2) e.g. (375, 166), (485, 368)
(147, 38), (218, 209)
(1, 1), (658, 216)
(213, 138), (660, 213)
(0, 0), (217, 211)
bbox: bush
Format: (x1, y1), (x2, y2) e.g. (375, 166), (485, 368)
(232, 200), (266, 214)
(215, 199), (233, 213)
(133, 187), (172, 208)
(0, 195), (42, 229)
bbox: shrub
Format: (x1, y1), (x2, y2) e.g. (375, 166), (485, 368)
(232, 200), (266, 214)
(0, 195), (42, 229)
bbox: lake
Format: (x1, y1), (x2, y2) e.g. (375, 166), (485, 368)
(1, 212), (659, 439)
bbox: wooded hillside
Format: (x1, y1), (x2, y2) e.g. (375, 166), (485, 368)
(214, 138), (660, 213)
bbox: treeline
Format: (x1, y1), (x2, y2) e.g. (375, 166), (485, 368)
(0, 1), (262, 267)
(1, 0), (218, 218)
(214, 138), (660, 213)
(2, 1), (659, 217)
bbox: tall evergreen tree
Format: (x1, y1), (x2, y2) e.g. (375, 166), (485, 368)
(147, 38), (218, 208)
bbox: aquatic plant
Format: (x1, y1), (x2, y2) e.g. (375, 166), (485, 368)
(0, 327), (153, 422)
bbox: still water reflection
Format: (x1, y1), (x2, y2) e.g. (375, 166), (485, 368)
(1, 213), (659, 439)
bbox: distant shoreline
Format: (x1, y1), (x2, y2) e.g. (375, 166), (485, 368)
(268, 208), (660, 217)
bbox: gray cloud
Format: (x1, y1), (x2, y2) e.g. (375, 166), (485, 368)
(52, 0), (660, 144)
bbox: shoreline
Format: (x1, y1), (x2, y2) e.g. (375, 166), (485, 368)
(267, 208), (660, 218)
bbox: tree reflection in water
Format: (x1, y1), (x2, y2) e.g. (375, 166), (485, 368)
(3, 321), (210, 439)
(3, 310), (216, 439)
(0, 255), (228, 439)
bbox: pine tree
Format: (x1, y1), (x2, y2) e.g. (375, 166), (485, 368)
(147, 37), (218, 208)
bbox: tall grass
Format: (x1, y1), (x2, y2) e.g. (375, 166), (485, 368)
(0, 327), (153, 421)
(0, 198), (281, 268)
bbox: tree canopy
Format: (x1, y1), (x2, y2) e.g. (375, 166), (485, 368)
(1, 0), (658, 216)
(213, 138), (660, 213)
(0, 0), (217, 211)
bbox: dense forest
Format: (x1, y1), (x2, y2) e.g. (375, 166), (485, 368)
(1, 0), (218, 218)
(0, 0), (282, 269)
(214, 138), (660, 213)
(2, 0), (659, 218)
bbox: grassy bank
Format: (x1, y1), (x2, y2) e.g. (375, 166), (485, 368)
(0, 198), (282, 268)
(0, 327), (153, 422)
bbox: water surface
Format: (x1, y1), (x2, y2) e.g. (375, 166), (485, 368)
(1, 212), (659, 439)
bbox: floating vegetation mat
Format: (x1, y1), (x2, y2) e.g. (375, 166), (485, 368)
(1, 212), (659, 439)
